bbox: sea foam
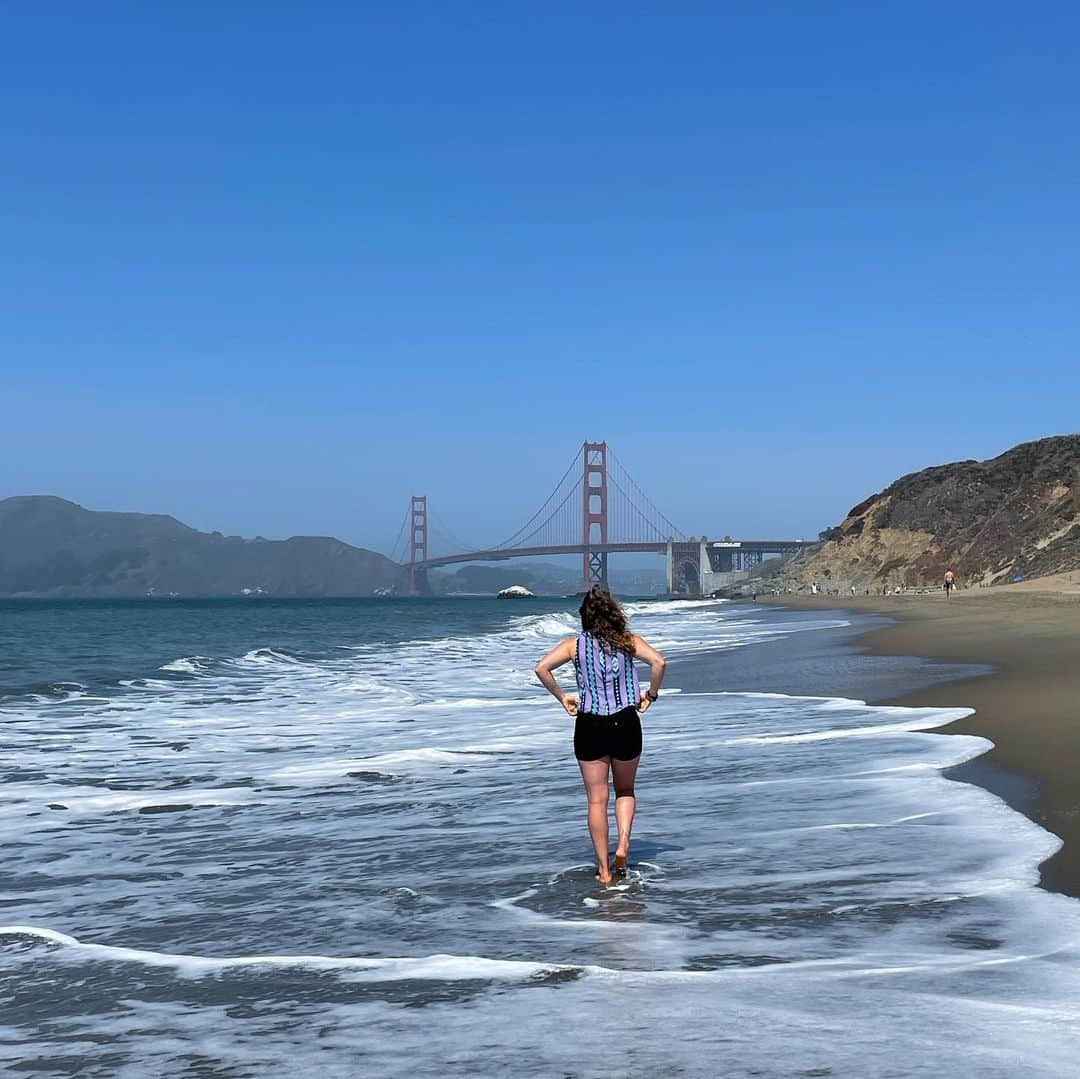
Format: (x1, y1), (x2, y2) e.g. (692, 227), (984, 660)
(3, 598), (1080, 1076)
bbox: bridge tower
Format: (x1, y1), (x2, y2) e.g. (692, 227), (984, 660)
(409, 495), (428, 596)
(582, 441), (609, 591)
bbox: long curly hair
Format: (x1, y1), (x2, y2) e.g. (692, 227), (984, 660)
(578, 586), (635, 654)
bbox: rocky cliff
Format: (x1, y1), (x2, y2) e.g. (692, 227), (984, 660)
(770, 435), (1080, 590)
(0, 496), (404, 597)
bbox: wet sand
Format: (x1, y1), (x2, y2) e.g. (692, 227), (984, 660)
(758, 584), (1080, 897)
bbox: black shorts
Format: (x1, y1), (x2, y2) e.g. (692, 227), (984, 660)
(574, 706), (642, 761)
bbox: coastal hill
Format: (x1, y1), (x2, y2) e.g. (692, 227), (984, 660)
(770, 434), (1080, 590)
(0, 496), (403, 597)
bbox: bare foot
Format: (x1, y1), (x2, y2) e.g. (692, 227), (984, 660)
(598, 866), (614, 887)
(614, 851), (628, 875)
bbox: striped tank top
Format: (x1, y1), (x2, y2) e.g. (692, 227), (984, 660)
(573, 632), (640, 716)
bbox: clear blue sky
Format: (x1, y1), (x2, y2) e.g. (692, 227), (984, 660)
(4, 4), (1079, 556)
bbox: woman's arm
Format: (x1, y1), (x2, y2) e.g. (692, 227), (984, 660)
(632, 635), (667, 713)
(534, 637), (579, 716)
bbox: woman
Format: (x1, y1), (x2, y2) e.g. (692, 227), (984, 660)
(534, 586), (667, 886)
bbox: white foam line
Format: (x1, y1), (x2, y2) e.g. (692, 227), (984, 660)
(0, 785), (255, 816)
(835, 946), (1075, 979)
(0, 926), (579, 981)
(5, 924), (1070, 985)
(784, 814), (944, 835)
(725, 719), (958, 745)
(491, 883), (629, 932)
(679, 690), (975, 726)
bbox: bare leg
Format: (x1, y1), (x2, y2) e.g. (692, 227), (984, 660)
(612, 755), (640, 863)
(578, 758), (612, 883)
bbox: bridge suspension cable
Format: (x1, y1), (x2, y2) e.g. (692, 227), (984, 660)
(395, 440), (811, 597)
(427, 509), (482, 558)
(608, 451), (686, 543)
(389, 508), (411, 565)
(478, 445), (686, 552)
(493, 444), (585, 550)
(502, 478), (581, 550)
(395, 440), (687, 588)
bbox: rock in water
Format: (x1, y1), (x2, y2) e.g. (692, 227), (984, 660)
(497, 584), (536, 598)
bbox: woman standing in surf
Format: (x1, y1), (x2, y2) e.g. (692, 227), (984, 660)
(534, 587), (667, 886)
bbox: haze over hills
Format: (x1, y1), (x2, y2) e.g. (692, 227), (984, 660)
(0, 496), (403, 597)
(0, 496), (666, 598)
(765, 435), (1080, 591)
(19, 432), (1077, 601)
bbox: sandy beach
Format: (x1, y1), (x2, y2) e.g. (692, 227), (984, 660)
(763, 577), (1080, 897)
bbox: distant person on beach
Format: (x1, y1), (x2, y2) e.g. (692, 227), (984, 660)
(534, 586), (667, 886)
(944, 569), (956, 598)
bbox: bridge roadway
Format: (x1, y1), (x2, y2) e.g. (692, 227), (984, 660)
(413, 540), (813, 572)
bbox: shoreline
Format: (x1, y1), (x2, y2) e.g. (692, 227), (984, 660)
(756, 588), (1080, 899)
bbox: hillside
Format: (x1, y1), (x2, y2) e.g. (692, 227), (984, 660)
(767, 435), (1080, 590)
(0, 496), (404, 597)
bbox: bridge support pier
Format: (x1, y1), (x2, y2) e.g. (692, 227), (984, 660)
(733, 549), (766, 572)
(667, 539), (707, 596)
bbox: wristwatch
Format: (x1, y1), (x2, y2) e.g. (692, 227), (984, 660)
(646, 689), (659, 702)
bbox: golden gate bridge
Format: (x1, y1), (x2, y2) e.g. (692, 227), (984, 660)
(390, 442), (812, 595)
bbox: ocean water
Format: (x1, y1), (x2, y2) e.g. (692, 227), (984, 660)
(2, 596), (1080, 1077)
